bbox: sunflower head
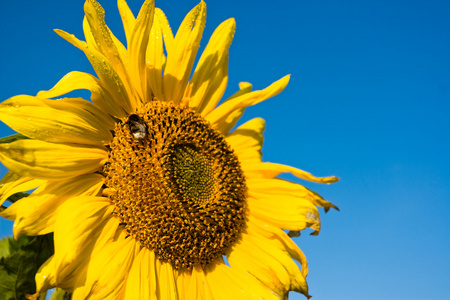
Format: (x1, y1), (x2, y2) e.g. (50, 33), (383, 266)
(0, 0), (339, 299)
(104, 101), (247, 269)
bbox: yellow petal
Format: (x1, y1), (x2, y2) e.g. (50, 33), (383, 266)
(117, 0), (136, 46)
(226, 117), (265, 164)
(83, 14), (129, 68)
(213, 82), (252, 134)
(247, 215), (309, 278)
(74, 219), (125, 296)
(81, 9), (133, 110)
(245, 161), (339, 184)
(163, 1), (206, 104)
(37, 71), (126, 118)
(156, 259), (179, 299)
(0, 171), (44, 207)
(128, 0), (155, 102)
(248, 192), (321, 232)
(74, 237), (137, 300)
(176, 266), (213, 300)
(123, 248), (157, 300)
(36, 199), (121, 295)
(185, 18), (236, 115)
(155, 8), (174, 54)
(228, 236), (288, 296)
(248, 177), (324, 232)
(34, 256), (57, 293)
(146, 8), (165, 101)
(194, 266), (214, 300)
(82, 15), (96, 51)
(236, 82), (253, 95)
(175, 268), (192, 300)
(205, 75), (290, 128)
(248, 175), (339, 213)
(205, 258), (278, 300)
(0, 139), (107, 180)
(84, 0), (124, 55)
(52, 196), (115, 289)
(83, 14), (132, 105)
(35, 254), (88, 295)
(0, 95), (113, 146)
(83, 0), (131, 91)
(54, 29), (133, 113)
(46, 97), (115, 132)
(227, 231), (310, 298)
(10, 174), (103, 238)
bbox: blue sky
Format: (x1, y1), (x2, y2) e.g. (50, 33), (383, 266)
(1, 1), (449, 299)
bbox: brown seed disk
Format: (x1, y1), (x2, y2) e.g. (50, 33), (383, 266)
(103, 101), (247, 269)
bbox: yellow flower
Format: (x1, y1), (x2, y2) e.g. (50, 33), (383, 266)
(0, 0), (338, 299)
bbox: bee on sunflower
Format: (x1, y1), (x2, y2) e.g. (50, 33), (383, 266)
(0, 0), (338, 299)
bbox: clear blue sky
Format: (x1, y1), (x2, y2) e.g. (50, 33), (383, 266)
(1, 1), (449, 299)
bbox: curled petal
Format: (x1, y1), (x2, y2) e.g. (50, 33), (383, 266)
(205, 75), (289, 128)
(37, 71), (126, 118)
(245, 161), (339, 184)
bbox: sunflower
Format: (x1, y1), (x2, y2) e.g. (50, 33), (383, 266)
(0, 0), (338, 299)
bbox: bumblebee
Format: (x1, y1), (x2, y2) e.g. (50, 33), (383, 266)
(127, 114), (147, 139)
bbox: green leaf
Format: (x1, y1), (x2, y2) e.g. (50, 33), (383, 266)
(0, 134), (29, 144)
(0, 234), (54, 300)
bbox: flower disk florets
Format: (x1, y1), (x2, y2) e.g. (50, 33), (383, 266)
(103, 101), (247, 269)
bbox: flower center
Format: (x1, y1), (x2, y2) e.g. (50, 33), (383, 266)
(169, 144), (216, 206)
(103, 101), (247, 269)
